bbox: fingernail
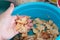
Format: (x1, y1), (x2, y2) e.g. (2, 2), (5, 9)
(10, 3), (14, 7)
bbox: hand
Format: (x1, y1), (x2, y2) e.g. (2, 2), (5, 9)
(57, 0), (60, 8)
(0, 3), (18, 40)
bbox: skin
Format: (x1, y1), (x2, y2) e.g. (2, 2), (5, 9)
(0, 3), (18, 40)
(57, 0), (60, 8)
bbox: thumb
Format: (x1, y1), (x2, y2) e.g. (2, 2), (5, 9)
(3, 3), (14, 16)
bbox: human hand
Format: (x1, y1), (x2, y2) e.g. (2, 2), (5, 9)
(57, 0), (60, 8)
(0, 3), (18, 40)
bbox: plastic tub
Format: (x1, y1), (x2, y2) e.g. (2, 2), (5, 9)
(12, 2), (60, 39)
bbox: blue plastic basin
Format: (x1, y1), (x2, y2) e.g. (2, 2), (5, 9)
(12, 2), (60, 37)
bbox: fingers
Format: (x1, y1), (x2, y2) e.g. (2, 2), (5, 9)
(11, 16), (17, 28)
(11, 16), (17, 27)
(2, 3), (14, 16)
(9, 16), (19, 39)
